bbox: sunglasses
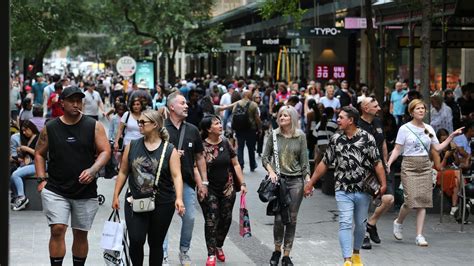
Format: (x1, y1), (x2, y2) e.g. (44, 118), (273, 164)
(424, 128), (434, 138)
(137, 120), (153, 126)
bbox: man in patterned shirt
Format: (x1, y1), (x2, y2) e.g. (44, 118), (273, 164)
(304, 106), (386, 266)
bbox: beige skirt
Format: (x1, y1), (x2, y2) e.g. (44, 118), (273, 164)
(401, 156), (433, 208)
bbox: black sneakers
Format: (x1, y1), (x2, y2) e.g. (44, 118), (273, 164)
(281, 256), (294, 266)
(361, 236), (372, 250)
(270, 251), (281, 266)
(367, 223), (381, 244)
(12, 196), (29, 211)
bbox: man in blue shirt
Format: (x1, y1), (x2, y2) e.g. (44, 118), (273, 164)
(390, 82), (407, 127)
(32, 72), (48, 107)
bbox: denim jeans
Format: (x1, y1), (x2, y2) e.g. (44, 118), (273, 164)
(235, 130), (257, 170)
(335, 190), (370, 259)
(10, 164), (36, 197)
(163, 182), (196, 256)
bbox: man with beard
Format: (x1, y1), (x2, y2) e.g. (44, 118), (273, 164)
(34, 86), (111, 266)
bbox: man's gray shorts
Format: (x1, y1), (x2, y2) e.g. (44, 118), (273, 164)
(41, 188), (99, 231)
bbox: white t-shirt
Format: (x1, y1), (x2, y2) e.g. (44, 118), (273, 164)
(220, 92), (232, 106)
(319, 96), (340, 120)
(396, 123), (439, 156)
(82, 90), (102, 116)
(121, 111), (143, 146)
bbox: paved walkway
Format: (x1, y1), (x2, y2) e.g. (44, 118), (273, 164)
(10, 162), (474, 265)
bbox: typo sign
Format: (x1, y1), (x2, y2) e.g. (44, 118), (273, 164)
(288, 27), (348, 38)
(241, 38), (291, 47)
(310, 27), (342, 36)
(315, 65), (346, 79)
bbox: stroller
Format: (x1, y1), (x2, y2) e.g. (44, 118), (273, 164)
(97, 140), (120, 205)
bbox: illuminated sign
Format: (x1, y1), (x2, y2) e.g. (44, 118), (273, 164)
(315, 65), (347, 80)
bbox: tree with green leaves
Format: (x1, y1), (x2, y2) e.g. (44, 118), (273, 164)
(10, 0), (96, 77)
(109, 0), (222, 83)
(260, 0), (306, 29)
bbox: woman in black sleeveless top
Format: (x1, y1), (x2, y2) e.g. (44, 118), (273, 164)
(112, 109), (185, 266)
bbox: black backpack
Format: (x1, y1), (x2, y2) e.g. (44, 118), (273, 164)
(231, 101), (251, 131)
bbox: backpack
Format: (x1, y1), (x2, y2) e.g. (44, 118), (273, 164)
(231, 101), (251, 131)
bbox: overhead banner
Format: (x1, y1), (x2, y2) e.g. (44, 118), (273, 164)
(134, 60), (155, 90)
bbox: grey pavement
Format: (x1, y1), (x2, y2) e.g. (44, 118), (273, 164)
(9, 116), (474, 265)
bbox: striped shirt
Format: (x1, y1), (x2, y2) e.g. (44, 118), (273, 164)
(313, 120), (338, 147)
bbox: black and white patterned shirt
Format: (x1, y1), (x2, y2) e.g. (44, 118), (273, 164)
(323, 128), (381, 193)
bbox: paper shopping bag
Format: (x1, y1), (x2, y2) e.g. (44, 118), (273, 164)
(239, 194), (252, 237)
(101, 210), (124, 251)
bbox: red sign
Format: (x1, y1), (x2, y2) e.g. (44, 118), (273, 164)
(315, 65), (347, 80)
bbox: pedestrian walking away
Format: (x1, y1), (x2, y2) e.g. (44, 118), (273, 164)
(112, 109), (185, 266)
(357, 97), (394, 250)
(263, 105), (311, 266)
(304, 106), (387, 266)
(163, 91), (209, 266)
(198, 114), (248, 266)
(34, 86), (111, 266)
(387, 99), (464, 247)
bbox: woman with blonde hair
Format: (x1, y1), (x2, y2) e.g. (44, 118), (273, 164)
(387, 99), (464, 246)
(262, 105), (310, 266)
(112, 109), (185, 266)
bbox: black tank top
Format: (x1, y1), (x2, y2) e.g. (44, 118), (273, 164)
(45, 115), (97, 199)
(127, 138), (176, 204)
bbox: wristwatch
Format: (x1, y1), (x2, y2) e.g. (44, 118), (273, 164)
(202, 181), (209, 186)
(37, 177), (47, 183)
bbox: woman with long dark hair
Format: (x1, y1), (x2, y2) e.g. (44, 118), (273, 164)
(305, 99), (322, 159)
(198, 114), (247, 266)
(10, 120), (40, 211)
(112, 109), (185, 265)
(313, 107), (338, 164)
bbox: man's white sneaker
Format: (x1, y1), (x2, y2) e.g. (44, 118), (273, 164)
(162, 256), (170, 266)
(393, 219), (403, 240)
(179, 250), (191, 266)
(450, 206), (458, 216)
(415, 235), (428, 246)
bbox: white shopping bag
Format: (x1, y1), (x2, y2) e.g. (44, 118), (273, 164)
(101, 210), (124, 251)
(103, 220), (131, 266)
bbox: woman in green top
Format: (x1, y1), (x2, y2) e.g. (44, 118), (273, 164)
(262, 105), (311, 266)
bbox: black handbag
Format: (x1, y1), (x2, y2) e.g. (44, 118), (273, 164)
(362, 173), (380, 197)
(257, 130), (280, 203)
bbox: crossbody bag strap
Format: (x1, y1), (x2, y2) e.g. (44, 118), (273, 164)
(405, 125), (430, 154)
(122, 111), (131, 136)
(177, 122), (186, 150)
(153, 141), (169, 196)
(272, 130), (281, 177)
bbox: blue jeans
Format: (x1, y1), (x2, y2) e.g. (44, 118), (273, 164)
(163, 182), (196, 256)
(335, 190), (370, 259)
(10, 164), (36, 197)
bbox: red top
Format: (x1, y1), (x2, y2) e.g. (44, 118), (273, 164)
(48, 92), (64, 118)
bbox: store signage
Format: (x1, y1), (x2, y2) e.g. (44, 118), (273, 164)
(116, 56), (136, 77)
(344, 17), (377, 29)
(287, 27), (348, 38)
(134, 60), (155, 90)
(315, 65), (347, 80)
(241, 38), (291, 47)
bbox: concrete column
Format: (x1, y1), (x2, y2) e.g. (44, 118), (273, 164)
(359, 29), (368, 84)
(181, 43), (186, 79)
(461, 48), (474, 83)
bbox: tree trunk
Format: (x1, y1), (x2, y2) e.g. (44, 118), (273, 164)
(32, 39), (53, 75)
(420, 0), (432, 120)
(364, 0), (383, 104)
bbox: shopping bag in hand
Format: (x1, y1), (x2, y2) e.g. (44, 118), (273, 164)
(102, 210), (131, 266)
(239, 194), (252, 237)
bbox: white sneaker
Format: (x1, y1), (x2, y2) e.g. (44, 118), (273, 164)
(450, 206), (458, 216)
(162, 256), (170, 266)
(415, 235), (428, 246)
(179, 250), (191, 266)
(393, 219), (403, 240)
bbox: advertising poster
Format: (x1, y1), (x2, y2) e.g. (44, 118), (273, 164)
(134, 60), (155, 90)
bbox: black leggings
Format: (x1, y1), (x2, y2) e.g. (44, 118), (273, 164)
(199, 188), (236, 256)
(124, 200), (175, 266)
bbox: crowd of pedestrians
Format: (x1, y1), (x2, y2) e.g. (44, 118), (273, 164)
(8, 69), (474, 265)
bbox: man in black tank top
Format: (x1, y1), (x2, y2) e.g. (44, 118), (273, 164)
(34, 86), (111, 266)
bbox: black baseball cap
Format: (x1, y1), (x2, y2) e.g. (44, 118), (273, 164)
(60, 86), (85, 100)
